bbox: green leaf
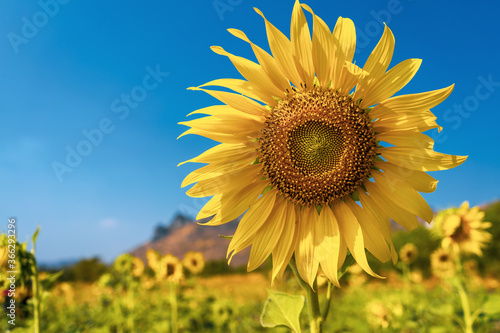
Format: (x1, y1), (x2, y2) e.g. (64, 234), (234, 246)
(32, 226), (40, 245)
(260, 290), (304, 333)
(482, 295), (500, 315)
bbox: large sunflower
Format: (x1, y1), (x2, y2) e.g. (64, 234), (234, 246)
(179, 1), (466, 287)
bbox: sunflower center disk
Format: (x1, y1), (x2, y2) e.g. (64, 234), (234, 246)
(289, 121), (345, 175)
(259, 87), (377, 207)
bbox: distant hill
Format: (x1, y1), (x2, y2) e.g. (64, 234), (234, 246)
(129, 214), (250, 267)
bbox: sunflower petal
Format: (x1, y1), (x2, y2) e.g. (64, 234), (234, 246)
(375, 160), (438, 193)
(227, 190), (277, 261)
(188, 87), (268, 116)
(248, 198), (287, 271)
(380, 147), (468, 171)
(376, 131), (434, 149)
(272, 203), (299, 282)
(227, 29), (291, 92)
(301, 4), (333, 87)
(200, 78), (276, 106)
(363, 180), (419, 230)
(362, 24), (395, 82)
(254, 7), (302, 87)
(372, 110), (441, 133)
(316, 205), (342, 287)
(360, 59), (422, 108)
(291, 0), (314, 88)
(178, 142), (257, 166)
(332, 201), (382, 278)
(187, 165), (261, 198)
(295, 206), (320, 287)
(345, 198), (392, 262)
(210, 46), (285, 99)
(371, 84), (454, 119)
(332, 17), (356, 90)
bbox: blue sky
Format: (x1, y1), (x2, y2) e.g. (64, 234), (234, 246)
(1, 0), (499, 263)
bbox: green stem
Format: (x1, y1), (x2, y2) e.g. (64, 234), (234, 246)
(454, 255), (473, 333)
(321, 281), (333, 323)
(169, 284), (179, 333)
(31, 244), (41, 333)
(289, 258), (322, 333)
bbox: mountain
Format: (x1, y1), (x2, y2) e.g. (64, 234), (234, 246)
(129, 214), (250, 267)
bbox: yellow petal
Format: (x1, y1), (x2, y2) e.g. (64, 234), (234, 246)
(357, 191), (398, 264)
(177, 127), (258, 144)
(363, 180), (419, 230)
(295, 206), (320, 287)
(187, 87), (267, 117)
(301, 4), (333, 87)
(332, 17), (356, 90)
(379, 147), (468, 171)
(376, 131), (434, 149)
(374, 160), (438, 193)
(227, 29), (291, 93)
(187, 105), (261, 122)
(186, 164), (261, 198)
(254, 7), (302, 87)
(362, 24), (395, 82)
(247, 198), (287, 271)
(178, 142), (257, 166)
(371, 84), (454, 119)
(179, 115), (262, 135)
(291, 0), (314, 88)
(198, 180), (268, 225)
(372, 170), (434, 223)
(227, 190), (277, 261)
(200, 79), (276, 106)
(360, 59), (422, 108)
(210, 46), (285, 99)
(332, 201), (382, 278)
(181, 157), (254, 188)
(372, 109), (441, 133)
(316, 205), (342, 287)
(272, 203), (299, 282)
(345, 198), (392, 263)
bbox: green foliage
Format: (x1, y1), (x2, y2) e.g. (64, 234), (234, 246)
(261, 290), (304, 333)
(479, 200), (500, 274)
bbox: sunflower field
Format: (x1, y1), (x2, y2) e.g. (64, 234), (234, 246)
(1, 201), (499, 332)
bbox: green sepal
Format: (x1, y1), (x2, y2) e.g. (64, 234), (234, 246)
(260, 290), (304, 333)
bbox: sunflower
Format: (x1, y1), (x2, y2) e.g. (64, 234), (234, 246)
(179, 1), (466, 287)
(182, 251), (205, 275)
(399, 243), (418, 264)
(430, 248), (455, 278)
(146, 248), (161, 272)
(157, 254), (184, 284)
(434, 201), (491, 256)
(132, 257), (145, 277)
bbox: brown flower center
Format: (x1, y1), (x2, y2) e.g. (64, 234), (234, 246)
(450, 217), (471, 242)
(258, 87), (376, 206)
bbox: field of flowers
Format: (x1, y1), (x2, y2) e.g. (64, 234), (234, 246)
(1, 201), (500, 332)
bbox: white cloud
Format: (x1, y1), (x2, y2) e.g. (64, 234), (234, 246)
(99, 217), (119, 229)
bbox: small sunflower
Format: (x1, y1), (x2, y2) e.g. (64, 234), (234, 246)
(434, 202), (491, 256)
(146, 248), (161, 272)
(114, 254), (134, 274)
(157, 254), (184, 284)
(179, 1), (466, 287)
(430, 248), (455, 278)
(182, 251), (205, 275)
(399, 243), (418, 264)
(132, 257), (145, 277)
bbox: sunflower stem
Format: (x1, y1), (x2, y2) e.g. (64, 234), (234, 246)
(321, 281), (333, 323)
(454, 255), (473, 333)
(289, 258), (322, 333)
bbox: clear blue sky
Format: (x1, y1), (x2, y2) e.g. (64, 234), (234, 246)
(1, 0), (499, 263)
